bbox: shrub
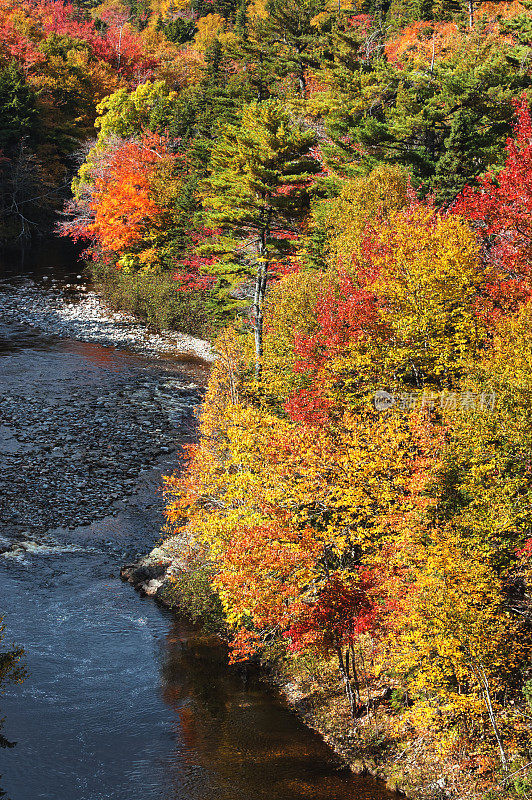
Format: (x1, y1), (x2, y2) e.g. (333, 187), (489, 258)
(91, 264), (212, 338)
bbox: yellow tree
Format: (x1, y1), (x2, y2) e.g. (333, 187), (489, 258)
(387, 527), (523, 772)
(371, 207), (487, 388)
(325, 164), (410, 273)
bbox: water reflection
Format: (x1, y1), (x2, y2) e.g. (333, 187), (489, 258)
(0, 732), (16, 800)
(59, 338), (211, 385)
(0, 627), (25, 800)
(160, 621), (397, 800)
(0, 240), (83, 281)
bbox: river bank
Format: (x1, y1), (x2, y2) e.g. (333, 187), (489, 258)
(0, 277), (214, 362)
(121, 543), (413, 798)
(0, 254), (400, 800)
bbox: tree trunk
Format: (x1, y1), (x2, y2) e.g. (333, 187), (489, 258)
(337, 645), (357, 721)
(466, 650), (508, 772)
(467, 0), (474, 27)
(117, 25), (123, 69)
(253, 228), (269, 382)
(349, 641), (362, 705)
(298, 69), (306, 97)
(295, 45), (306, 98)
(258, 54), (264, 102)
(357, 635), (372, 721)
(477, 662), (508, 772)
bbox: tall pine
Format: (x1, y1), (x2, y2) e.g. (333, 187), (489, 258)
(202, 100), (319, 379)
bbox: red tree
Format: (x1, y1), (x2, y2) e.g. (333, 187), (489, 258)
(453, 96), (532, 316)
(63, 133), (172, 254)
(284, 270), (385, 426)
(286, 570), (383, 720)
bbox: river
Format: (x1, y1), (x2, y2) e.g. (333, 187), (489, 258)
(0, 242), (399, 800)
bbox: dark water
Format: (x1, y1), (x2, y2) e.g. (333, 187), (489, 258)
(0, 243), (398, 800)
(0, 239), (85, 282)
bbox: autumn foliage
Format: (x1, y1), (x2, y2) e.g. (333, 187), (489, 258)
(163, 104), (532, 799)
(454, 96), (532, 313)
(4, 0), (532, 793)
(74, 135), (169, 252)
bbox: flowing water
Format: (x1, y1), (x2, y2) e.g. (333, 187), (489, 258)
(0, 242), (399, 800)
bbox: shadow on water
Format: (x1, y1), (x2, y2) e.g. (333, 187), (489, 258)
(159, 621), (398, 800)
(0, 635), (26, 800)
(0, 239), (85, 282)
(0, 721), (16, 800)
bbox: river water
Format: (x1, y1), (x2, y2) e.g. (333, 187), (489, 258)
(0, 243), (398, 800)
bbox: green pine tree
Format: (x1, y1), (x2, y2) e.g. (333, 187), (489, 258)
(319, 30), (530, 198)
(226, 17), (280, 101)
(263, 0), (326, 97)
(202, 100), (319, 378)
(0, 62), (37, 156)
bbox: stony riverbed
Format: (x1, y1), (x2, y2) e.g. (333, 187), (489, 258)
(0, 278), (207, 557)
(0, 278), (214, 361)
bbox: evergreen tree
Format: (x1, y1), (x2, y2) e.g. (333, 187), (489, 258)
(234, 0), (247, 34)
(202, 101), (319, 378)
(170, 38), (244, 170)
(191, 0), (240, 21)
(433, 107), (506, 206)
(0, 63), (37, 156)
(157, 15), (197, 43)
(263, 0), (326, 97)
(501, 1), (532, 43)
(320, 30), (530, 201)
(226, 17), (280, 101)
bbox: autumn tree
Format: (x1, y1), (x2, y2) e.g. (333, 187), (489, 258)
(388, 529), (520, 771)
(371, 205), (487, 387)
(286, 570), (383, 721)
(434, 300), (532, 571)
(66, 134), (163, 251)
(93, 79), (178, 141)
(259, 268), (326, 404)
(324, 163), (410, 272)
(454, 96), (532, 312)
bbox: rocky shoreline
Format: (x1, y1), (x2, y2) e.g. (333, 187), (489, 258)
(0, 278), (214, 362)
(120, 534), (185, 601)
